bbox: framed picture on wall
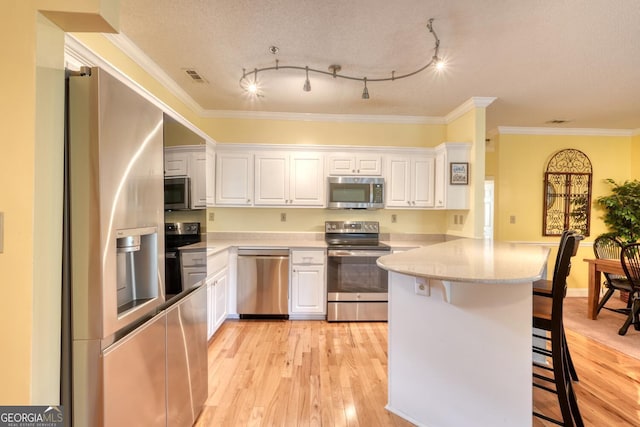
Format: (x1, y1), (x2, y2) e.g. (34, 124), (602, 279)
(450, 162), (469, 185)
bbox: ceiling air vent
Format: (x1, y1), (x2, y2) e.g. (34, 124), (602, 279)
(183, 68), (208, 83)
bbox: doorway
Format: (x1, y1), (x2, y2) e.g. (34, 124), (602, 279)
(484, 179), (494, 239)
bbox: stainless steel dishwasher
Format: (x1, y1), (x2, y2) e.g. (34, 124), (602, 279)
(237, 248), (289, 319)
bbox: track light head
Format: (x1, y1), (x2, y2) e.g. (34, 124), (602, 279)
(362, 78), (369, 99)
(303, 66), (311, 92)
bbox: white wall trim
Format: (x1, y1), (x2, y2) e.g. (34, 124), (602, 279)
(445, 97), (497, 124)
(214, 141), (462, 154)
(566, 289), (589, 297)
(498, 126), (634, 137)
(201, 109), (446, 124)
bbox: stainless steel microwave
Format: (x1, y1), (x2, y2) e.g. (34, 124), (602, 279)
(327, 176), (385, 209)
(164, 176), (191, 210)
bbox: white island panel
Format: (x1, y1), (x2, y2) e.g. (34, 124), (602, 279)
(378, 239), (550, 427)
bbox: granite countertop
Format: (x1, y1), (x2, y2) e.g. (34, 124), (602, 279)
(377, 238), (550, 284)
(178, 232), (446, 255)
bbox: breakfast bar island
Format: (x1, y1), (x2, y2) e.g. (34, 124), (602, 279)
(377, 239), (550, 427)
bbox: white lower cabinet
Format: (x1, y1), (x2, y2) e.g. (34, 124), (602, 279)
(207, 268), (228, 340)
(207, 250), (229, 340)
(290, 250), (326, 319)
(181, 249), (206, 289)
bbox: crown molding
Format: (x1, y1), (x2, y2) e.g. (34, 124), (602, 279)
(445, 97), (497, 124)
(201, 109), (446, 124)
(102, 33), (205, 116)
(497, 126), (634, 137)
(64, 34), (212, 142)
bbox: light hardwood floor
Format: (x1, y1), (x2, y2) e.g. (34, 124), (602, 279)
(196, 320), (640, 427)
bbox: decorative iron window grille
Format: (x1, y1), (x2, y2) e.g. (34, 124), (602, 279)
(543, 149), (592, 236)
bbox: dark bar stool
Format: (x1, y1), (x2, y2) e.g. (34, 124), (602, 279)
(533, 229), (578, 382)
(532, 231), (584, 426)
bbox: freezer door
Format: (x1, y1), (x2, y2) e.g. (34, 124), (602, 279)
(102, 313), (167, 426)
(166, 286), (208, 426)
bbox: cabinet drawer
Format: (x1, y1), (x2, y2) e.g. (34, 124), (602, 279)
(207, 250), (228, 275)
(181, 250), (206, 267)
(291, 250), (325, 265)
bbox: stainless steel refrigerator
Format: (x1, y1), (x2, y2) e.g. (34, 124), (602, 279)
(66, 67), (167, 426)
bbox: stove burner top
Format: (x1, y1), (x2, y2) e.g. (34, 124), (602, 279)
(324, 221), (387, 251)
(165, 222), (201, 251)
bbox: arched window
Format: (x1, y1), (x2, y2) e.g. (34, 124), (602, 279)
(543, 149), (592, 236)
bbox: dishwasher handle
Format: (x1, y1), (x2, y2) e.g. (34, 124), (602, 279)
(237, 248), (290, 257)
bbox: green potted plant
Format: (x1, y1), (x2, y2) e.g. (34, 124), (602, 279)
(595, 178), (640, 244)
(595, 178), (640, 303)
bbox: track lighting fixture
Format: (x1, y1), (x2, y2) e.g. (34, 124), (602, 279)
(239, 18), (443, 99)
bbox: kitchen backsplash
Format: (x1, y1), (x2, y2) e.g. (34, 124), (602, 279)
(206, 207), (447, 234)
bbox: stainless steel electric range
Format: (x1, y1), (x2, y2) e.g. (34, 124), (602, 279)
(325, 221), (391, 322)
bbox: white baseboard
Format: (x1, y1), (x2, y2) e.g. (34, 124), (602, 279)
(566, 288), (589, 297)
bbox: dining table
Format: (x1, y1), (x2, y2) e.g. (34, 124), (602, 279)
(583, 257), (626, 319)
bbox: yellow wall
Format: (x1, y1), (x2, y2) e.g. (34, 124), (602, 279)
(496, 132), (633, 289)
(445, 108), (486, 238)
(164, 118), (204, 147)
(209, 207), (446, 234)
(200, 118), (446, 147)
(632, 133), (640, 179)
(0, 0), (120, 406)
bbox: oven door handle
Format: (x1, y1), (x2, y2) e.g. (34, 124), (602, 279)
(328, 250), (391, 257)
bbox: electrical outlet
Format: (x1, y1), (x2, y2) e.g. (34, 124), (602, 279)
(414, 280), (429, 296)
(280, 212), (287, 222)
(208, 212), (215, 222)
(510, 215), (516, 224)
(391, 214), (397, 223)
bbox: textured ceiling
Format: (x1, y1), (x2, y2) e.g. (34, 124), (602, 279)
(119, 0), (640, 131)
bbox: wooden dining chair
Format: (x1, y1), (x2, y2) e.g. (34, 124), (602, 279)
(593, 235), (634, 315)
(533, 231), (584, 426)
(618, 243), (640, 335)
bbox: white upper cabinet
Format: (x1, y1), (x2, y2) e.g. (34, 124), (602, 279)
(289, 153), (325, 206)
(190, 150), (207, 208)
(434, 143), (471, 209)
(164, 144), (212, 209)
(164, 150), (189, 176)
(215, 151), (254, 205)
(386, 155), (435, 208)
(327, 153), (382, 176)
(205, 141), (215, 207)
(253, 151), (325, 207)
